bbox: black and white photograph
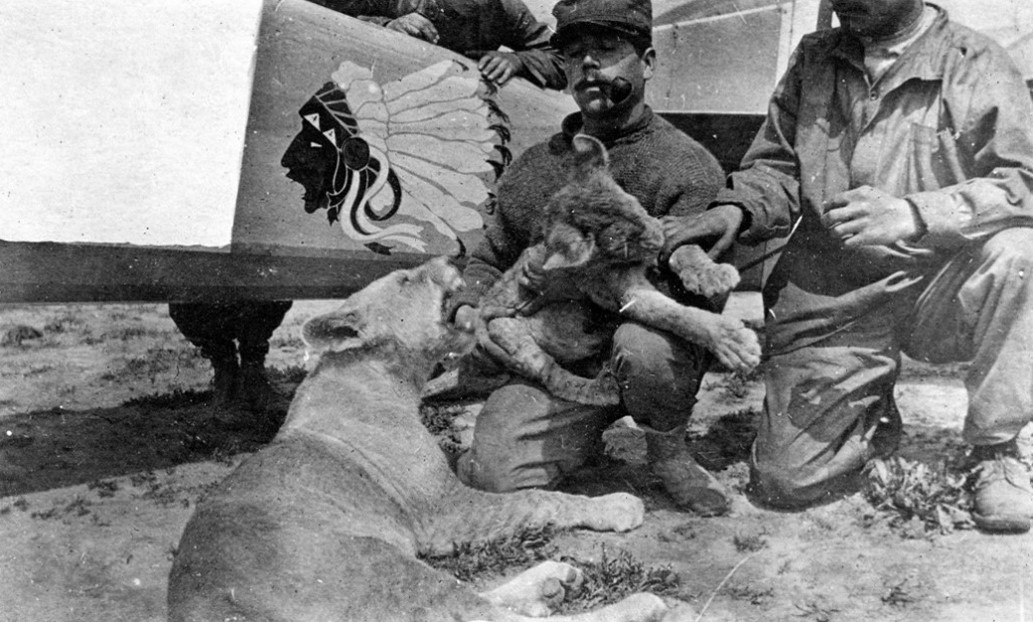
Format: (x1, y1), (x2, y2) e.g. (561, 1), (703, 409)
(1, 0), (1032, 620)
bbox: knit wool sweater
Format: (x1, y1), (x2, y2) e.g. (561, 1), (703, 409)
(454, 107), (725, 310)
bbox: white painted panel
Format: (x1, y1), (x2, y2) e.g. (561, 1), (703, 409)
(0, 0), (261, 246)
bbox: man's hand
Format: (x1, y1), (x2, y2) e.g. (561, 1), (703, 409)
(821, 186), (924, 247)
(660, 204), (744, 262)
(385, 13), (439, 44)
(478, 52), (523, 86)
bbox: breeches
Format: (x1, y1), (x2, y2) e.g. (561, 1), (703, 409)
(169, 301), (293, 362)
(457, 321), (710, 492)
(753, 229), (1033, 508)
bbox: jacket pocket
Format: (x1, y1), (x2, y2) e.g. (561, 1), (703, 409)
(909, 123), (965, 191)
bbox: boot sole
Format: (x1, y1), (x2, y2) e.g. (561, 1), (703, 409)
(972, 512), (1032, 534)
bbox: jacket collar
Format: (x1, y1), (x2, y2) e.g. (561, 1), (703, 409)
(829, 3), (952, 84)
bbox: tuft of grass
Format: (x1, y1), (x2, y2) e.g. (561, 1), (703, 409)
(688, 408), (758, 471)
(124, 389), (209, 409)
(863, 456), (973, 536)
(732, 531), (768, 553)
(43, 314), (86, 334)
(419, 401), (473, 457)
(420, 526), (558, 583)
(555, 547), (679, 614)
(881, 578), (916, 607)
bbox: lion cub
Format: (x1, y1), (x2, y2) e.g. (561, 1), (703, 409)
(427, 135), (760, 406)
(167, 257), (672, 622)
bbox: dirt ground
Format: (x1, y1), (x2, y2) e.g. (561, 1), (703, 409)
(0, 296), (1030, 622)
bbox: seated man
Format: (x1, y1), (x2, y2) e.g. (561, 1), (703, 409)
(308, 0), (566, 89)
(670, 0), (1033, 531)
(450, 0), (733, 516)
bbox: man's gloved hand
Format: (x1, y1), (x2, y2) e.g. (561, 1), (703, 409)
(385, 12), (439, 44)
(821, 185), (926, 246)
(478, 51), (524, 86)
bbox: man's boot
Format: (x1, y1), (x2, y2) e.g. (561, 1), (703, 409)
(970, 439), (1033, 533)
(644, 424), (730, 516)
(238, 357), (283, 413)
(208, 354), (239, 409)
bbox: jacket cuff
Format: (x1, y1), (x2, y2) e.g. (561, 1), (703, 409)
(905, 190), (970, 248)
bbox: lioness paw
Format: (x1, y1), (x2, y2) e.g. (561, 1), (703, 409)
(669, 245), (740, 298)
(587, 492), (645, 532)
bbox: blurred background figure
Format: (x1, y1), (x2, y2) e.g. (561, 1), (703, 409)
(308, 0), (567, 89)
(169, 301), (292, 414)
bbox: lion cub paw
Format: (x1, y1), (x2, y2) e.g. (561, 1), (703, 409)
(586, 492), (645, 532)
(669, 245), (740, 298)
(709, 316), (762, 372)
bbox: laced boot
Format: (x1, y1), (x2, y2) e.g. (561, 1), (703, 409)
(208, 355), (239, 409)
(644, 424), (730, 516)
(970, 439), (1033, 533)
(238, 359), (283, 414)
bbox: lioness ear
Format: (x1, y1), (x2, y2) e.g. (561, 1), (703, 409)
(570, 134), (608, 182)
(543, 221), (596, 270)
(302, 309), (363, 353)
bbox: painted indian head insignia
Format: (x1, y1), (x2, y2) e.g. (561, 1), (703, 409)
(281, 60), (510, 255)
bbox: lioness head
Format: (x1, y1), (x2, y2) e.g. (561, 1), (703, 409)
(541, 134), (664, 271)
(302, 257), (474, 371)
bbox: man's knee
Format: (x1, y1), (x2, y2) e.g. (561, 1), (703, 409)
(981, 228), (1033, 268)
(455, 448), (563, 493)
(612, 323), (706, 388)
(457, 381), (601, 493)
(749, 447), (867, 510)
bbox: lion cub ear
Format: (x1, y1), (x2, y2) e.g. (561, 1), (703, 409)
(302, 308), (364, 354)
(543, 220), (596, 270)
(570, 134), (609, 182)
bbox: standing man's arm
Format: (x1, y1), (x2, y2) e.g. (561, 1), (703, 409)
(310, 0), (440, 43)
(478, 0), (567, 89)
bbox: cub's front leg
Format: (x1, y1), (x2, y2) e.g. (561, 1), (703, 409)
(618, 286), (761, 372)
(668, 244), (740, 298)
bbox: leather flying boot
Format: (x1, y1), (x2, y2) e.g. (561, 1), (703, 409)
(209, 355), (239, 409)
(644, 424), (730, 516)
(238, 359), (283, 413)
(970, 439), (1033, 533)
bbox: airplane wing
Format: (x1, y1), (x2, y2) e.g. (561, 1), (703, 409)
(0, 0), (574, 302)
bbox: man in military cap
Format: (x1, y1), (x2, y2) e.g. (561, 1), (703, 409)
(450, 0), (734, 516)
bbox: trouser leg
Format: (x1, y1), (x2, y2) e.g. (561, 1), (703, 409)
(905, 229), (1033, 444)
(749, 271), (914, 509)
(750, 345), (902, 508)
(168, 302), (238, 363)
(456, 378), (617, 493)
(610, 321), (710, 431)
(612, 321), (728, 514)
(169, 302), (241, 404)
(236, 300), (293, 365)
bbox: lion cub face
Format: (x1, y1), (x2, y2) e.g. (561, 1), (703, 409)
(302, 257), (473, 367)
(541, 134), (664, 272)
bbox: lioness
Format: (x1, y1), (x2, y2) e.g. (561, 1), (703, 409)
(167, 257), (674, 622)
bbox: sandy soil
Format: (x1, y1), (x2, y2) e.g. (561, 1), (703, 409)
(0, 297), (1030, 622)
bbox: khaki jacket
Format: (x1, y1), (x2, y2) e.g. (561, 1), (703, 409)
(719, 6), (1033, 290)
